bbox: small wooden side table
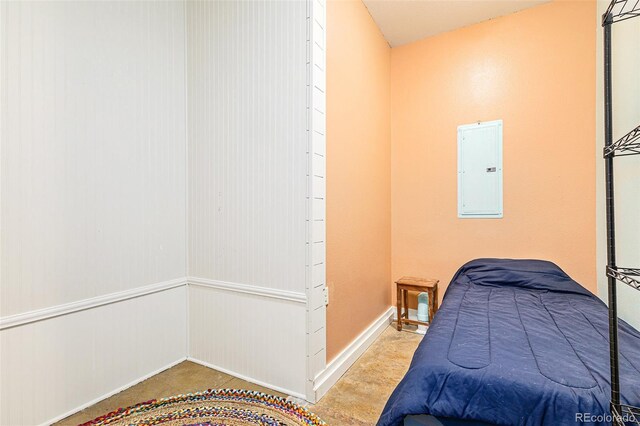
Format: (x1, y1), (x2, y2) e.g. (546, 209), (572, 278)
(395, 276), (439, 331)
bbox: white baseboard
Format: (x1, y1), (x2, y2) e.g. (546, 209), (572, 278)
(187, 357), (307, 400)
(312, 306), (394, 402)
(41, 356), (187, 426)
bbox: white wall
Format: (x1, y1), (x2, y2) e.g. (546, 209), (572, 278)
(185, 0), (313, 397)
(186, 0), (307, 291)
(0, 286), (187, 426)
(306, 0), (328, 400)
(0, 1), (188, 424)
(0, 0), (187, 315)
(1, 0), (328, 421)
(595, 2), (640, 329)
(188, 285), (307, 396)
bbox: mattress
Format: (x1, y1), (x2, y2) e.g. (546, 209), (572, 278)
(378, 259), (640, 426)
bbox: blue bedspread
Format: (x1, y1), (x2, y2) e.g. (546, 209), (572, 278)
(378, 259), (640, 426)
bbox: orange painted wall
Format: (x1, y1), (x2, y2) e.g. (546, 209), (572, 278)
(326, 0), (391, 361)
(390, 0), (597, 305)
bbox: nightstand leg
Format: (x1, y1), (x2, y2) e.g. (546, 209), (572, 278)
(403, 290), (408, 323)
(396, 287), (402, 331)
(429, 289), (435, 323)
(433, 287), (439, 321)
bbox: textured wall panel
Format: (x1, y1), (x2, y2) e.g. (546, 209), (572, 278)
(0, 0), (187, 316)
(0, 2), (188, 424)
(186, 0), (311, 399)
(0, 287), (187, 426)
(186, 0), (307, 293)
(188, 285), (307, 396)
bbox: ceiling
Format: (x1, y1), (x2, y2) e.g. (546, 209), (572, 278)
(362, 0), (551, 47)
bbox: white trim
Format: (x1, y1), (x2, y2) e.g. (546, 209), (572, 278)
(183, 0), (191, 360)
(187, 277), (307, 304)
(312, 307), (394, 401)
(183, 0), (189, 276)
(0, 278), (188, 330)
(0, 277), (306, 330)
(186, 282), (191, 358)
(305, 0), (328, 401)
(39, 357), (187, 426)
(187, 357), (307, 400)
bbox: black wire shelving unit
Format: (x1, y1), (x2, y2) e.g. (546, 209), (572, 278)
(603, 1), (640, 424)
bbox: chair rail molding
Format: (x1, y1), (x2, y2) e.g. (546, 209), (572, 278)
(0, 277), (188, 330)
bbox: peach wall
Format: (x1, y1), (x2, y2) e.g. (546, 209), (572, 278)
(390, 0), (597, 305)
(326, 0), (391, 361)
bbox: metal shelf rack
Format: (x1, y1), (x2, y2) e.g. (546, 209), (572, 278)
(603, 0), (640, 424)
(603, 124), (640, 157)
(604, 0), (640, 24)
(607, 267), (640, 291)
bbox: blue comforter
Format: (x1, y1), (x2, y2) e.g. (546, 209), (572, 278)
(378, 259), (640, 426)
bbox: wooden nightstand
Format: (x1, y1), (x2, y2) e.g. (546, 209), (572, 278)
(395, 276), (439, 331)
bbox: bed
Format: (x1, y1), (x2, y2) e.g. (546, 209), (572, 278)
(378, 259), (640, 426)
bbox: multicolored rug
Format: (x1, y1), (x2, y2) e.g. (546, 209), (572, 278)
(80, 389), (326, 426)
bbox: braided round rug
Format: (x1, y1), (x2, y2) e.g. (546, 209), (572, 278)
(80, 389), (326, 426)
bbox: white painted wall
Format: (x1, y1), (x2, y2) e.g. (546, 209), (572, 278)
(0, 286), (187, 426)
(0, 1), (188, 424)
(185, 0), (317, 397)
(306, 0), (328, 401)
(188, 285), (307, 397)
(595, 2), (640, 329)
(186, 0), (307, 292)
(0, 0), (187, 315)
(1, 0), (328, 421)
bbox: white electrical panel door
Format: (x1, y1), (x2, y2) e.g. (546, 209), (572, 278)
(457, 120), (503, 218)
